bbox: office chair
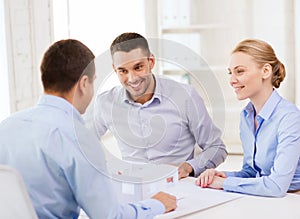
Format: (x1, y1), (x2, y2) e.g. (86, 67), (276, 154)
(0, 165), (38, 219)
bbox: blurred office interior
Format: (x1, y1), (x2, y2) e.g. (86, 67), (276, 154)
(0, 0), (299, 158)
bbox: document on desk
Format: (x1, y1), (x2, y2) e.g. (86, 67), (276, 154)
(155, 177), (243, 219)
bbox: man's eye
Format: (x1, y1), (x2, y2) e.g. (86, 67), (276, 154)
(119, 70), (127, 74)
(135, 65), (143, 70)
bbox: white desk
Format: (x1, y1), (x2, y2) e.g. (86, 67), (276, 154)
(79, 177), (300, 219)
(177, 177), (300, 219)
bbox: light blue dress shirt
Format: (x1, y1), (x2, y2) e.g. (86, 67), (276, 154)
(0, 95), (165, 219)
(94, 75), (227, 176)
(223, 90), (300, 197)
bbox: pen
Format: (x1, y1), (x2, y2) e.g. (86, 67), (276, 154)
(176, 196), (185, 201)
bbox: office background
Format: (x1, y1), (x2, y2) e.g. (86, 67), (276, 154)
(0, 0), (299, 155)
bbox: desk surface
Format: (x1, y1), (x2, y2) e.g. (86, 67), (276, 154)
(178, 177), (300, 219)
(79, 177), (300, 219)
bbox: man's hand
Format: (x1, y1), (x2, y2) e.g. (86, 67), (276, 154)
(178, 162), (194, 179)
(196, 169), (226, 189)
(151, 191), (177, 213)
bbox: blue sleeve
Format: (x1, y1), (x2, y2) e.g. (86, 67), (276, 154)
(224, 163), (257, 178)
(115, 199), (165, 219)
(223, 112), (300, 197)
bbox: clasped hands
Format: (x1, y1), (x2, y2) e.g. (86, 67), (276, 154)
(178, 163), (225, 189)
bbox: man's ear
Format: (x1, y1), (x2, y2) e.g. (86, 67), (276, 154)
(148, 53), (155, 70)
(77, 75), (89, 95)
(112, 64), (117, 73)
(262, 63), (272, 79)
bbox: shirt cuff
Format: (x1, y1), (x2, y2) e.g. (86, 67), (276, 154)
(138, 198), (165, 216)
(224, 171), (235, 177)
(186, 160), (202, 177)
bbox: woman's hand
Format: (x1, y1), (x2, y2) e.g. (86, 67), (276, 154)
(196, 169), (226, 189)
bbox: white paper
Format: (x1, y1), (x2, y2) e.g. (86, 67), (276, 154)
(155, 177), (243, 219)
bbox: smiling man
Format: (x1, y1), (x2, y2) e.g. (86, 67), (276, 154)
(112, 44), (155, 103)
(94, 32), (227, 179)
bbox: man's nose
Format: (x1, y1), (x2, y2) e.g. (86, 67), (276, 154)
(127, 71), (138, 82)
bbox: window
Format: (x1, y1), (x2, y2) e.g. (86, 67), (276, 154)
(53, 0), (146, 56)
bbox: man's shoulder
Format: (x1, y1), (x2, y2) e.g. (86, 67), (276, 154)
(96, 86), (123, 101)
(0, 107), (34, 125)
(156, 76), (196, 96)
(156, 75), (193, 90)
(94, 86), (125, 113)
(0, 106), (66, 140)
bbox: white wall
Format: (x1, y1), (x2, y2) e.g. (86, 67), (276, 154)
(4, 0), (53, 113)
(295, 0), (300, 107)
(251, 0), (295, 102)
(0, 0), (10, 121)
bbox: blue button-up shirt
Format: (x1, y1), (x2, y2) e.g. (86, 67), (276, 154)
(94, 76), (227, 176)
(0, 95), (164, 218)
(224, 90), (300, 197)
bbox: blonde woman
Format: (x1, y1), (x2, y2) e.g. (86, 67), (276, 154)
(196, 39), (300, 197)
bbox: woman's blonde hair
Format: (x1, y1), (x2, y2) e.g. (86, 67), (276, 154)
(232, 39), (285, 88)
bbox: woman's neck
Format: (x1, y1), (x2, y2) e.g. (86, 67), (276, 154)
(251, 87), (273, 115)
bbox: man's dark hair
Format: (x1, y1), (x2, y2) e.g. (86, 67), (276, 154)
(110, 32), (150, 57)
(40, 39), (95, 93)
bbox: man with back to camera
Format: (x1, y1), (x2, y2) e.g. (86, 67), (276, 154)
(0, 39), (176, 218)
(94, 32), (227, 179)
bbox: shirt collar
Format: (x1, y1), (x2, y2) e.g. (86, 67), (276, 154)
(121, 74), (162, 105)
(243, 90), (281, 120)
(37, 94), (84, 124)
